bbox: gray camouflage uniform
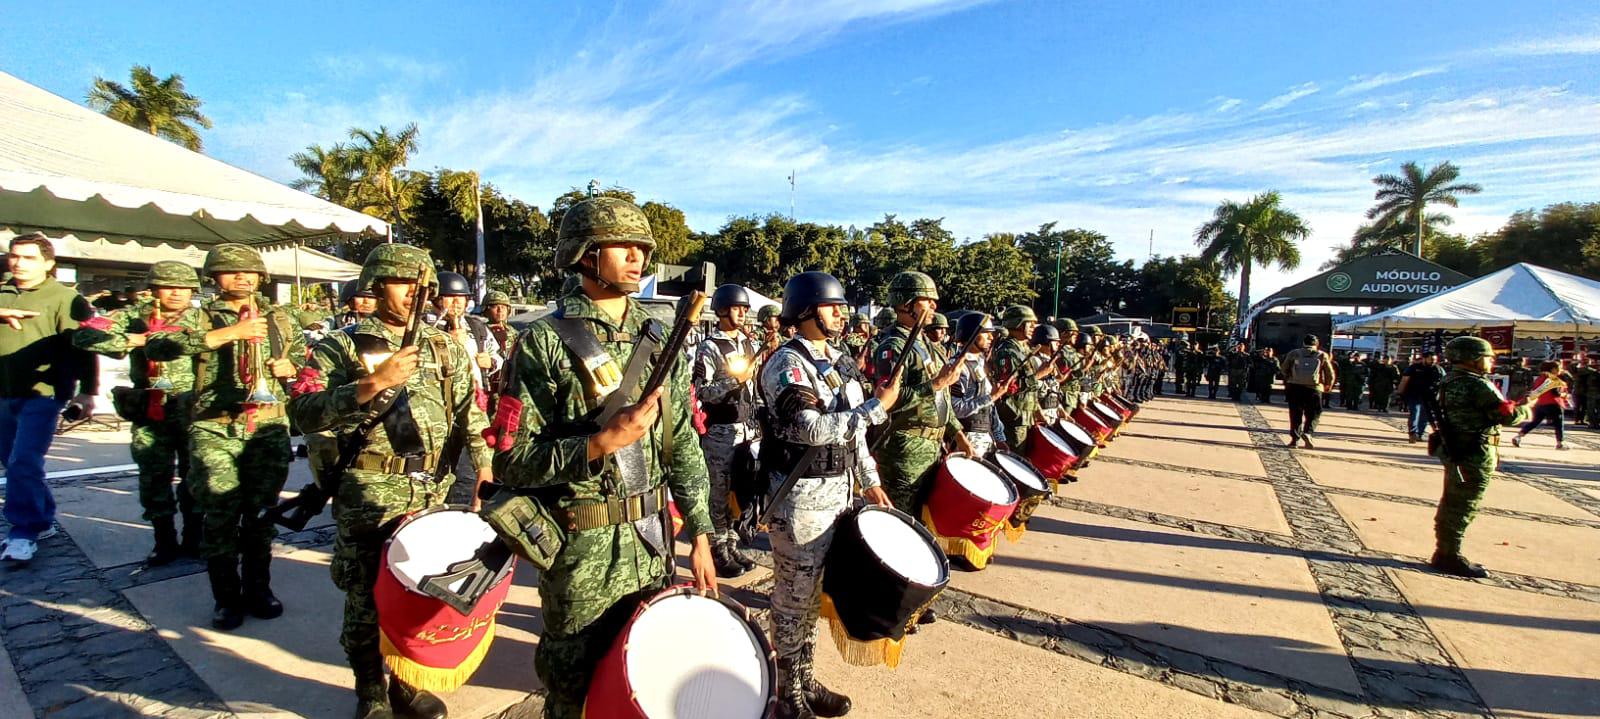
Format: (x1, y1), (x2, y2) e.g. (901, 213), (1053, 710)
(952, 352), (1005, 458)
(692, 327), (761, 549)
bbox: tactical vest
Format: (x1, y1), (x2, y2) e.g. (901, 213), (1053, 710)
(759, 338), (861, 477)
(701, 335), (755, 426)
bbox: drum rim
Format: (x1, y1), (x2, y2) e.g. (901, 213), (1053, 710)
(942, 452), (1020, 505)
(1054, 419), (1096, 446)
(614, 584), (778, 715)
(987, 451), (1049, 493)
(382, 505), (505, 591)
(854, 504), (952, 589)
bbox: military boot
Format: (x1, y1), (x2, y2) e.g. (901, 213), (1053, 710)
(241, 542), (284, 619)
(713, 540), (749, 579)
(352, 658), (393, 719)
(206, 556), (245, 630)
(180, 511), (203, 557)
(774, 657), (817, 719)
(146, 516), (182, 567)
(389, 679), (448, 719)
(798, 644), (851, 717)
(727, 536), (757, 571)
(1429, 549), (1487, 578)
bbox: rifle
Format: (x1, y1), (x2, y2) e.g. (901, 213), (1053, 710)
(867, 310), (931, 453)
(592, 291), (707, 427)
(265, 263), (435, 531)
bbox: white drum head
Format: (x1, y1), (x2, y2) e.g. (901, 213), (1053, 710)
(857, 509), (943, 586)
(626, 593), (770, 718)
(1057, 421), (1095, 446)
(995, 453), (1047, 492)
(1092, 401), (1120, 421)
(385, 510), (500, 593)
(945, 456), (1017, 505)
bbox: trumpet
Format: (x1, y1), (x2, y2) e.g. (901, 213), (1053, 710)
(238, 296), (279, 405)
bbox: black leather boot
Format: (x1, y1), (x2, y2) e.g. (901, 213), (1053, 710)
(352, 656), (393, 719)
(774, 657), (816, 719)
(146, 516), (181, 566)
(799, 645), (851, 717)
(206, 556), (245, 630)
(1429, 549), (1487, 578)
(389, 679), (448, 719)
(713, 541), (749, 579)
(241, 541), (284, 619)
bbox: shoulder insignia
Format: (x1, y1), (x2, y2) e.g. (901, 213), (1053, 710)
(79, 316), (113, 331)
(779, 366), (807, 386)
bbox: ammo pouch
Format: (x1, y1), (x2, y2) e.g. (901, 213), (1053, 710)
(479, 491), (564, 571)
(110, 386), (150, 423)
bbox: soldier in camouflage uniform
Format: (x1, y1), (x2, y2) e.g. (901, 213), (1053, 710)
(951, 312), (1006, 458)
(1030, 324), (1063, 424)
(1170, 339), (1189, 395)
(1430, 336), (1533, 578)
(762, 270), (898, 719)
(1226, 343), (1251, 402)
(873, 272), (970, 517)
(288, 244), (491, 719)
(841, 311), (872, 371)
(1368, 354), (1401, 413)
(145, 244), (305, 630)
(1183, 342), (1204, 397)
(1505, 357), (1534, 400)
(693, 283), (761, 578)
(490, 197), (716, 719)
(74, 261), (207, 565)
(925, 311), (949, 347)
(1204, 347), (1225, 399)
(480, 290), (517, 405)
(991, 305), (1047, 446)
(1053, 319), (1083, 413)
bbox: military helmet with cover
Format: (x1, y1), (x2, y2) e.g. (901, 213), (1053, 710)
(1000, 304), (1038, 329)
(927, 312), (949, 329)
(850, 310), (869, 326)
(1445, 336), (1495, 363)
(872, 307), (895, 330)
(203, 243), (270, 282)
(554, 196), (656, 270)
(356, 244), (437, 294)
(145, 261), (200, 289)
(482, 290), (512, 308)
(757, 304), (781, 323)
(1054, 317), (1079, 333)
(886, 271), (939, 308)
(778, 271), (848, 323)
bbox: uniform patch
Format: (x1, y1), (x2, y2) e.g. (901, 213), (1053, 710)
(79, 316), (113, 331)
(780, 367), (806, 385)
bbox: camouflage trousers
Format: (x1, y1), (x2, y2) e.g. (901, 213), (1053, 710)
(699, 422), (754, 546)
(1435, 459), (1494, 557)
(330, 471), (453, 674)
(877, 432), (942, 517)
(1039, 407), (1060, 426)
(536, 586), (662, 719)
(130, 417), (193, 521)
(967, 432), (994, 460)
(188, 419), (290, 559)
(767, 475), (852, 691)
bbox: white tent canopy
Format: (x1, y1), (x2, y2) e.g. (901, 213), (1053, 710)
(0, 71), (386, 247)
(1335, 263), (1600, 337)
(634, 276), (779, 310)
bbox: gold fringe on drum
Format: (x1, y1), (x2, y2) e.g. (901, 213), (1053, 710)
(818, 593), (917, 669)
(380, 621), (498, 693)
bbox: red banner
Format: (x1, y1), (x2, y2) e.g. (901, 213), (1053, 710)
(1479, 326), (1514, 353)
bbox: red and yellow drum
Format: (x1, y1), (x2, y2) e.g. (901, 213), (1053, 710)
(375, 508), (516, 693)
(1102, 392), (1138, 419)
(1054, 418), (1100, 473)
(1089, 399), (1125, 436)
(989, 452), (1051, 541)
(1071, 405), (1114, 444)
(922, 454), (1018, 570)
(586, 586), (776, 718)
(1023, 425), (1080, 490)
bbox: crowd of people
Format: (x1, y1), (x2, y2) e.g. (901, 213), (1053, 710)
(0, 193), (1586, 718)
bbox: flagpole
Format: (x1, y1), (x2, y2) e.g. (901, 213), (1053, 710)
(473, 173), (487, 302)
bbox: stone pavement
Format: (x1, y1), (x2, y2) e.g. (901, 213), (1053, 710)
(4, 386), (1600, 718)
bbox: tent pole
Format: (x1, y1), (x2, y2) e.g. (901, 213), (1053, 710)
(294, 243), (302, 299)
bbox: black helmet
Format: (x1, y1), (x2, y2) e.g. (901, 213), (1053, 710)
(953, 312), (996, 345)
(437, 271), (472, 297)
(1031, 324), (1060, 346)
(338, 281), (375, 305)
(711, 284), (751, 313)
(780, 271), (847, 323)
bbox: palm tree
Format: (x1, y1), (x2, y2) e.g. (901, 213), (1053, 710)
(1194, 191), (1310, 325)
(347, 124), (424, 236)
(288, 143), (358, 205)
(1366, 161), (1481, 256)
(86, 65), (213, 151)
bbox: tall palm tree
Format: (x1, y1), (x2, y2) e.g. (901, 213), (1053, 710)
(1195, 191), (1310, 325)
(288, 143), (358, 205)
(347, 124), (423, 237)
(1366, 161), (1481, 256)
(86, 65), (213, 152)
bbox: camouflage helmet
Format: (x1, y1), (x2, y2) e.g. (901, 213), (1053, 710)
(872, 307), (895, 330)
(1086, 325), (1104, 336)
(886, 271), (939, 308)
(554, 197), (656, 270)
(145, 261), (200, 289)
(850, 311), (869, 326)
(356, 244), (437, 294)
(1000, 304), (1038, 329)
(1445, 336), (1495, 363)
(927, 312), (949, 329)
(482, 290), (512, 308)
(1055, 317), (1079, 333)
(203, 243), (269, 282)
(757, 304), (782, 323)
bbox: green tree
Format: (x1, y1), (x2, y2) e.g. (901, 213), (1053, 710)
(87, 65), (213, 151)
(1194, 191), (1309, 325)
(1129, 256), (1236, 330)
(289, 143), (358, 205)
(1016, 224), (1132, 318)
(1323, 213), (1456, 269)
(640, 201), (696, 264)
(1479, 202), (1600, 275)
(348, 124), (425, 235)
(939, 235), (1037, 312)
(1367, 161), (1481, 256)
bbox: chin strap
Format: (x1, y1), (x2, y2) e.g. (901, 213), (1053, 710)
(578, 250), (645, 294)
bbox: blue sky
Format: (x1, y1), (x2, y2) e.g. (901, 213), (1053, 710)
(6, 0), (1600, 299)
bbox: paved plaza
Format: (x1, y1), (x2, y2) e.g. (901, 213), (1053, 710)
(3, 389), (1599, 718)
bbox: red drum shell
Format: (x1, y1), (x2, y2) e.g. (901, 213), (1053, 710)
(927, 454), (1019, 542)
(1090, 400), (1124, 428)
(1072, 406), (1113, 439)
(1023, 426), (1079, 481)
(1053, 420), (1098, 455)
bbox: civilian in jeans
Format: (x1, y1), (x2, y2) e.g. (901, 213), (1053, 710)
(1279, 334), (1335, 448)
(0, 233), (98, 563)
(1397, 353), (1446, 443)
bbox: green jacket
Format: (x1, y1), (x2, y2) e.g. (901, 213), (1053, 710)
(991, 336), (1039, 421)
(73, 299), (205, 393)
(288, 317), (490, 479)
(1437, 367), (1531, 468)
(1368, 363), (1401, 391)
(492, 290), (712, 636)
(144, 293), (306, 422)
(0, 278), (98, 399)
(873, 324), (962, 436)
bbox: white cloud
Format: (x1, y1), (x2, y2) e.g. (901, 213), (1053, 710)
(1214, 97), (1242, 112)
(1259, 82), (1320, 111)
(1336, 67), (1445, 95)
(1492, 34), (1600, 56)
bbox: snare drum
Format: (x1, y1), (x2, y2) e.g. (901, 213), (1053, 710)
(1090, 400), (1125, 435)
(990, 452), (1050, 540)
(923, 454), (1019, 570)
(1072, 405), (1114, 444)
(821, 505), (949, 668)
(586, 586), (776, 719)
(1022, 425), (1079, 490)
(375, 508), (516, 692)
